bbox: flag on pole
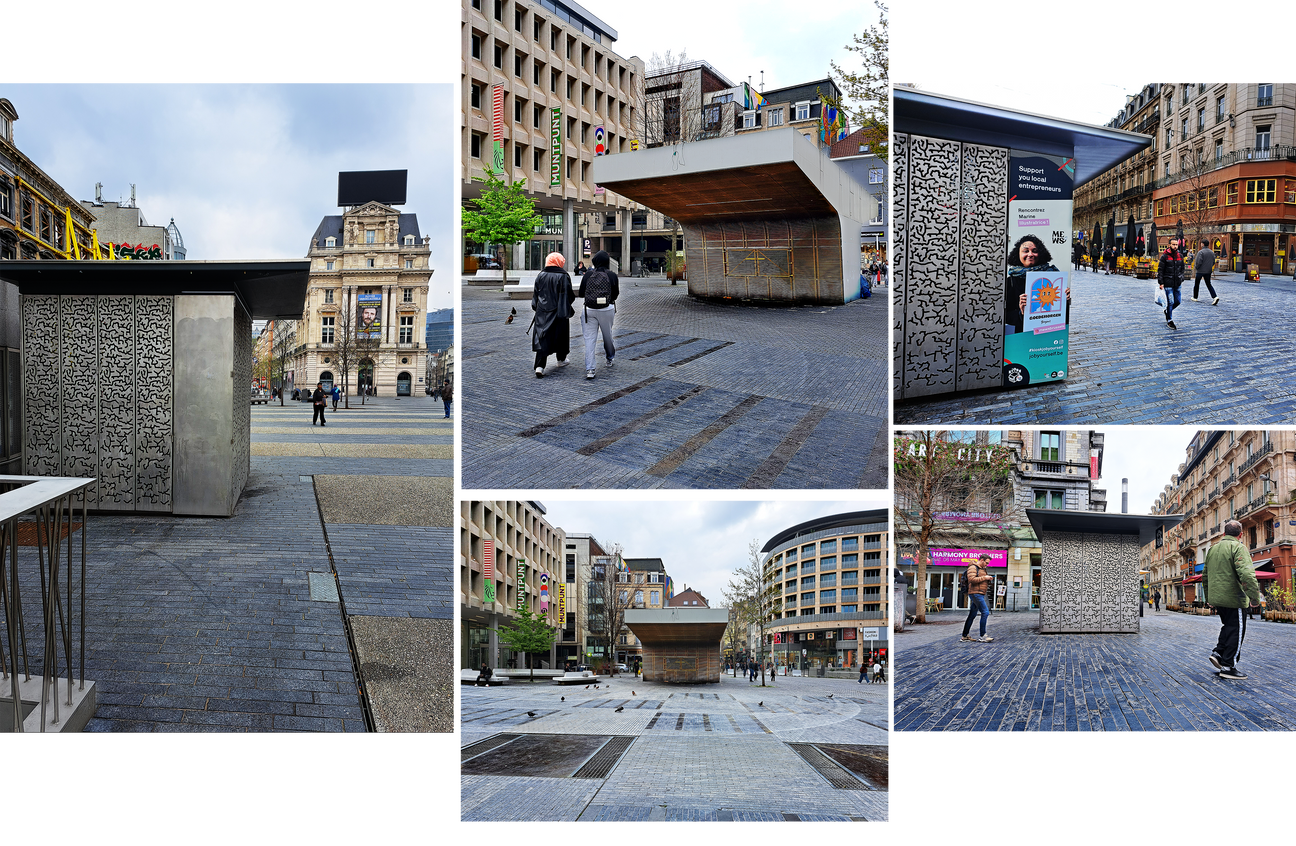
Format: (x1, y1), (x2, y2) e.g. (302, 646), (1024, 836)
(744, 82), (766, 111)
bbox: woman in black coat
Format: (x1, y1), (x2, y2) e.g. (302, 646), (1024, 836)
(531, 252), (575, 377)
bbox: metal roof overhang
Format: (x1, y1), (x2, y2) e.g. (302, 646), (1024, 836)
(624, 608), (729, 645)
(596, 162), (836, 223)
(895, 87), (1152, 188)
(0, 259), (311, 320)
(1026, 508), (1183, 547)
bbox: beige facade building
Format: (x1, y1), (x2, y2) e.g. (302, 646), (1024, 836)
(1144, 430), (1296, 605)
(1076, 83), (1296, 273)
(461, 0), (645, 272)
(292, 201), (432, 397)
(461, 500), (565, 670)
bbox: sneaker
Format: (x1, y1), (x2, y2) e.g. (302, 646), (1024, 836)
(1212, 297), (1220, 305)
(557, 359), (569, 368)
(1218, 667), (1248, 680)
(1167, 320), (1177, 329)
(605, 357), (614, 368)
(586, 370), (595, 380)
(1208, 652), (1224, 671)
(977, 636), (994, 642)
(1190, 296), (1200, 302)
(535, 367), (544, 378)
(960, 635), (973, 642)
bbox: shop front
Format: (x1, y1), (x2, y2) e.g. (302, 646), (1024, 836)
(770, 625), (887, 672)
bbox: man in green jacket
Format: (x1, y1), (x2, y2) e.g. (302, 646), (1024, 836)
(1203, 520), (1261, 680)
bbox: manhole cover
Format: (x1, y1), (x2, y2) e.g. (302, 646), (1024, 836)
(820, 744), (889, 790)
(462, 734), (618, 778)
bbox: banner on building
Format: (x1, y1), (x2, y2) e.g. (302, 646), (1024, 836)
(491, 84), (505, 175)
(1090, 448), (1100, 480)
(1003, 153), (1074, 389)
(931, 548), (1008, 568)
(594, 125), (605, 156)
(356, 292), (383, 339)
(483, 539), (496, 604)
(540, 573), (549, 612)
(557, 583), (566, 618)
(517, 559), (526, 608)
(550, 108), (562, 187)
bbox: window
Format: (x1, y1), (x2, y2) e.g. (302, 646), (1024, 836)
(514, 53), (523, 77)
(321, 316), (334, 344)
(1256, 125), (1271, 151)
(650, 591), (659, 605)
(795, 102), (810, 121)
(325, 236), (336, 248)
(400, 315), (413, 344)
(1155, 198), (1165, 217)
(820, 590), (836, 603)
(801, 544), (814, 557)
(801, 576), (815, 588)
(470, 83), (481, 109)
(1207, 187), (1218, 208)
(366, 258), (375, 268)
(1035, 490), (1064, 509)
(820, 539), (837, 554)
(1182, 85), (1189, 104)
(1165, 128), (1172, 148)
(820, 573), (836, 587)
(325, 261), (334, 271)
(324, 289), (334, 303)
(1258, 84), (1273, 107)
(1216, 96), (1226, 122)
(634, 590), (643, 605)
(1215, 138), (1223, 161)
(1181, 117), (1188, 139)
(365, 230), (376, 244)
(403, 288), (413, 303)
(1039, 432), (1060, 461)
(471, 33), (481, 60)
(742, 110), (756, 129)
(1245, 179), (1276, 203)
(493, 44), (502, 69)
(1226, 181), (1238, 205)
(1286, 180), (1296, 204)
(1197, 108), (1204, 132)
(0, 178), (11, 220)
(404, 234), (414, 246)
(470, 133), (482, 158)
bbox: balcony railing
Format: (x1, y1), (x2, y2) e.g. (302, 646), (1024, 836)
(1210, 523), (1222, 536)
(1238, 441), (1274, 474)
(1222, 473), (1236, 488)
(1150, 145), (1296, 191)
(1208, 487), (1220, 501)
(1033, 461), (1065, 474)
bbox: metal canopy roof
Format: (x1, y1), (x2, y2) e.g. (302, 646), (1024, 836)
(895, 87), (1152, 188)
(1026, 508), (1183, 547)
(0, 259), (311, 320)
(625, 608), (729, 645)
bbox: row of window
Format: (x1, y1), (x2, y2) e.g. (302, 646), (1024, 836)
(1166, 84), (1272, 112)
(1154, 178), (1296, 216)
(322, 232), (417, 248)
(320, 315), (416, 344)
(323, 259), (417, 271)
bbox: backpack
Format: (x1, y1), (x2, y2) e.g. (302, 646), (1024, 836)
(583, 268), (612, 309)
(958, 570), (969, 593)
(860, 273), (872, 299)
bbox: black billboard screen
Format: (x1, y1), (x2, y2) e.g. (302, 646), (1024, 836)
(337, 170), (408, 206)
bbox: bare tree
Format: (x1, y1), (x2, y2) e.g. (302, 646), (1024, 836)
(269, 319), (296, 405)
(328, 288), (360, 409)
(723, 539), (781, 687)
(1172, 155), (1223, 258)
(893, 431), (1022, 624)
(585, 544), (634, 675)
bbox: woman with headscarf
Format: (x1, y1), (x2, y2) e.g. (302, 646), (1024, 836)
(1004, 234), (1068, 334)
(531, 252), (576, 377)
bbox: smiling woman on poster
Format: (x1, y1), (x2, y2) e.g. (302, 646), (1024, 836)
(1003, 234), (1070, 334)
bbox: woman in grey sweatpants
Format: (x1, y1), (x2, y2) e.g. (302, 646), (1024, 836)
(578, 250), (619, 379)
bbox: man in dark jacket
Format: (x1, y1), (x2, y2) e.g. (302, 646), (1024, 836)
(441, 378), (453, 419)
(1158, 238), (1186, 329)
(531, 252), (575, 377)
(311, 382), (327, 426)
(1203, 520), (1261, 680)
(577, 249), (619, 380)
(1191, 239), (1219, 305)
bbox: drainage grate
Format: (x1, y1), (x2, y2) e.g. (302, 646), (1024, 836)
(788, 743), (869, 790)
(461, 733), (520, 762)
(572, 736), (635, 779)
(307, 572), (340, 602)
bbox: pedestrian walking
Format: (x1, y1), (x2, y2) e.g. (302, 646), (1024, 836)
(531, 252), (576, 377)
(311, 382), (327, 426)
(331, 384), (340, 410)
(441, 378), (453, 419)
(1158, 237), (1186, 329)
(858, 662), (867, 683)
(578, 250), (619, 380)
(1204, 520), (1262, 680)
(872, 659), (882, 683)
(1153, 588), (1161, 612)
(1102, 244), (1114, 274)
(961, 553), (995, 642)
(1191, 239), (1219, 305)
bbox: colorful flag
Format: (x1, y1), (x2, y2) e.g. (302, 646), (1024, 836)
(744, 82), (766, 111)
(483, 539), (496, 604)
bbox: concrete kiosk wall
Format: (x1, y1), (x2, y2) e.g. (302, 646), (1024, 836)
(625, 608), (728, 684)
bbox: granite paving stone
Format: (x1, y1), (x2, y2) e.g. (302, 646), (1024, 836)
(896, 609), (1296, 731)
(462, 278), (888, 489)
(896, 268), (1296, 424)
(461, 672), (887, 821)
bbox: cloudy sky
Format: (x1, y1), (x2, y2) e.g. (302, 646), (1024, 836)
(1094, 427), (1198, 514)
(4, 84), (455, 311)
(592, 0), (879, 111)
(917, 80), (1150, 128)
(537, 497), (887, 604)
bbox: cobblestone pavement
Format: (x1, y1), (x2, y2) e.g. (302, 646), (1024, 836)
(4, 397), (451, 731)
(461, 673), (887, 820)
(896, 268), (1296, 424)
(461, 279), (889, 489)
(896, 608), (1296, 730)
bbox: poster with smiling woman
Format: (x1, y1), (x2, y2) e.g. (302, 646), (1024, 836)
(1002, 152), (1075, 388)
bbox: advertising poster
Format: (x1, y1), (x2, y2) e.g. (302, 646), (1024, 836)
(1003, 152), (1074, 388)
(491, 84), (505, 175)
(357, 293), (382, 339)
(550, 108), (562, 187)
(931, 548), (1009, 568)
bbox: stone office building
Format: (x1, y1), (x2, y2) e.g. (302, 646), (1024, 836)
(297, 199), (432, 397)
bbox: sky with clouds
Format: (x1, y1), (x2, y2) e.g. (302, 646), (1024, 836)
(590, 0), (880, 112)
(536, 498), (887, 605)
(4, 84), (455, 312)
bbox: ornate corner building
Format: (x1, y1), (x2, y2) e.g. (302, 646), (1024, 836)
(295, 201), (432, 396)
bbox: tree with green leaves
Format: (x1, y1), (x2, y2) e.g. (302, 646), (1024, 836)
(830, 2), (888, 158)
(495, 606), (556, 683)
(461, 169), (543, 287)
